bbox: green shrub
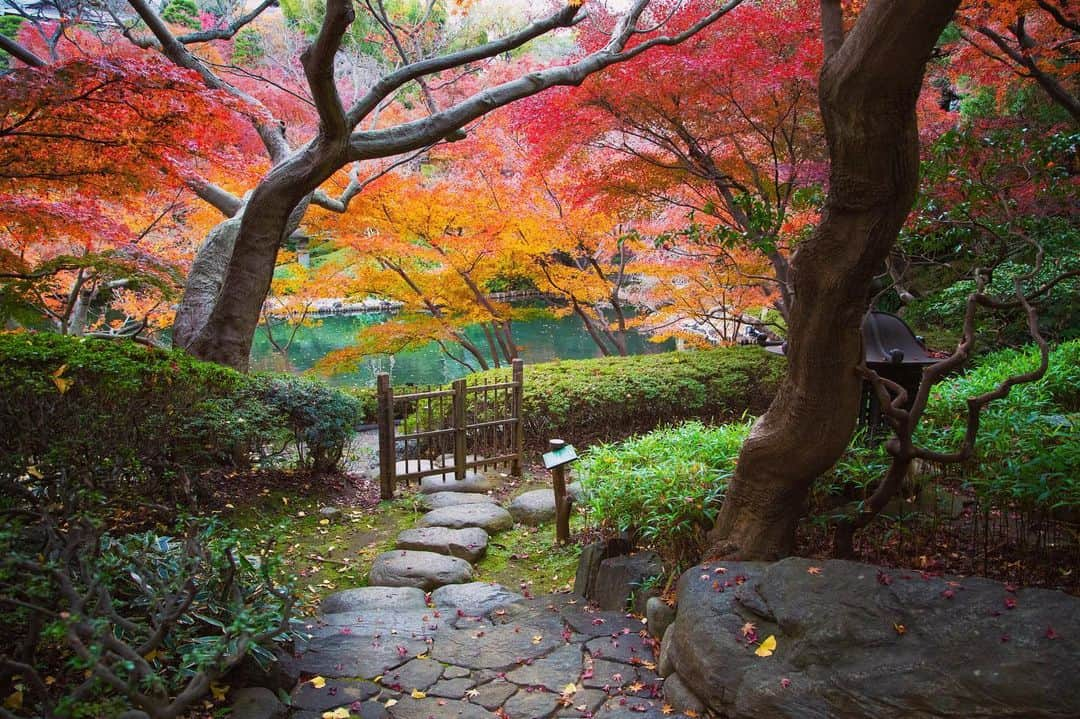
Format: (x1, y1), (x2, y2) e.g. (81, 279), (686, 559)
(577, 420), (751, 568)
(0, 332), (365, 509)
(0, 517), (299, 718)
(161, 0), (200, 27)
(468, 347), (783, 447)
(253, 374), (367, 472)
(231, 27), (264, 65)
(916, 339), (1080, 510)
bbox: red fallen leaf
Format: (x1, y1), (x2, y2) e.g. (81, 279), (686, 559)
(592, 618), (606, 625)
(1046, 626), (1059, 640)
(877, 570), (893, 586)
(780, 678), (791, 688)
(1005, 583), (1018, 593)
(1004, 597), (1017, 610)
(941, 589), (955, 600)
(396, 646), (408, 658)
(1000, 634), (1010, 643)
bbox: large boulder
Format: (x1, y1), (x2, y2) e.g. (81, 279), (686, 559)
(507, 489), (556, 525)
(368, 550), (473, 591)
(229, 687), (287, 719)
(396, 526), (489, 562)
(417, 504), (514, 533)
(591, 551), (663, 612)
(665, 557), (1080, 718)
(573, 538), (633, 599)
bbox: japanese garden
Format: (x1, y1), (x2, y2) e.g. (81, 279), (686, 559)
(1, 0), (1078, 717)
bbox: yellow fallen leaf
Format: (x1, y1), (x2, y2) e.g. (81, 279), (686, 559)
(4, 691), (22, 710)
(27, 465), (43, 479)
(531, 634), (543, 644)
(319, 519), (330, 525)
(410, 689), (427, 699)
(143, 649), (161, 662)
(562, 682), (577, 695)
(210, 682), (229, 701)
(309, 676), (327, 688)
(322, 709), (350, 719)
(384, 698), (398, 707)
(755, 635), (777, 658)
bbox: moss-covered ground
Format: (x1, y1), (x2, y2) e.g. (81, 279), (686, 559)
(224, 473), (585, 615)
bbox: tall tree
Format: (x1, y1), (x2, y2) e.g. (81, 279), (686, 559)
(144, 0), (746, 369)
(706, 0), (962, 559)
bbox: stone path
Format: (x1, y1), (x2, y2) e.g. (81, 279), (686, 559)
(277, 470), (669, 718)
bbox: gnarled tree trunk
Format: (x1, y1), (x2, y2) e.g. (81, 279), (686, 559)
(707, 0), (961, 560)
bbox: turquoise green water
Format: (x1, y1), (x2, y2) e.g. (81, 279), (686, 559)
(249, 311), (674, 386)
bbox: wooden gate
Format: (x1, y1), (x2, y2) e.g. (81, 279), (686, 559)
(375, 359), (523, 499)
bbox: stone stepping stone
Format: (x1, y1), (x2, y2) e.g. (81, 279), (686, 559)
(430, 582), (525, 617)
(320, 586), (427, 615)
(504, 687), (562, 718)
(420, 470), (499, 494)
(430, 616), (568, 669)
(380, 657), (444, 693)
(428, 677), (477, 699)
(298, 609), (442, 643)
(508, 488), (557, 525)
(419, 492), (498, 511)
(368, 550), (473, 591)
(291, 678), (379, 712)
(417, 504), (514, 533)
(387, 696), (492, 719)
(285, 633), (429, 679)
(505, 644), (583, 691)
(396, 526), (489, 563)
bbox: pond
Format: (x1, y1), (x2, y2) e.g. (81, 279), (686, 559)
(249, 309), (675, 386)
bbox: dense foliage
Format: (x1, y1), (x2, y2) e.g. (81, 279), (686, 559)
(578, 421), (750, 568)
(0, 517), (298, 718)
(581, 340), (1080, 567)
(0, 333), (369, 510)
(455, 347), (782, 447)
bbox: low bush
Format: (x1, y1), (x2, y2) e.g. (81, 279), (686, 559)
(469, 347), (783, 447)
(0, 332), (367, 509)
(577, 420), (750, 568)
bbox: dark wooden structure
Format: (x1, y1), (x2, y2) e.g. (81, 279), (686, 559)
(766, 311), (937, 433)
(376, 359), (524, 499)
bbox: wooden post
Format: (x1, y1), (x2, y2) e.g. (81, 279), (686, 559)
(511, 358), (524, 476)
(550, 438), (571, 544)
(453, 378), (467, 481)
(377, 373), (394, 500)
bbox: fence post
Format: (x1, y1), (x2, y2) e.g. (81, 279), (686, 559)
(550, 438), (571, 544)
(453, 378), (467, 481)
(511, 358), (524, 476)
(377, 373), (394, 500)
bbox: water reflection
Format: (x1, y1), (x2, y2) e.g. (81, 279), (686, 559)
(249, 310), (674, 386)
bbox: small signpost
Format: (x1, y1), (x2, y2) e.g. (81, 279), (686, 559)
(543, 438), (578, 543)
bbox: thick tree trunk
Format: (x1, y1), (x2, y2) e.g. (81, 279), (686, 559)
(186, 145), (342, 368)
(706, 0), (960, 560)
(173, 214), (242, 350)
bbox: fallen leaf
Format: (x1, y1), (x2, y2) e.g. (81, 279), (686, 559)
(740, 622), (757, 637)
(322, 709), (350, 719)
(807, 566), (822, 576)
(384, 698), (398, 707)
(755, 635), (777, 658)
(210, 682), (229, 701)
(562, 682), (577, 695)
(894, 623), (906, 636)
(411, 689), (427, 699)
(531, 634), (543, 644)
(309, 676), (327, 689)
(3, 691), (22, 710)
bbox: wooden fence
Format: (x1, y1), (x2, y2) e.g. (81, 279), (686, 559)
(376, 359), (524, 499)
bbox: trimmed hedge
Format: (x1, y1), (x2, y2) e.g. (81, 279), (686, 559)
(0, 332), (369, 508)
(469, 347), (784, 447)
